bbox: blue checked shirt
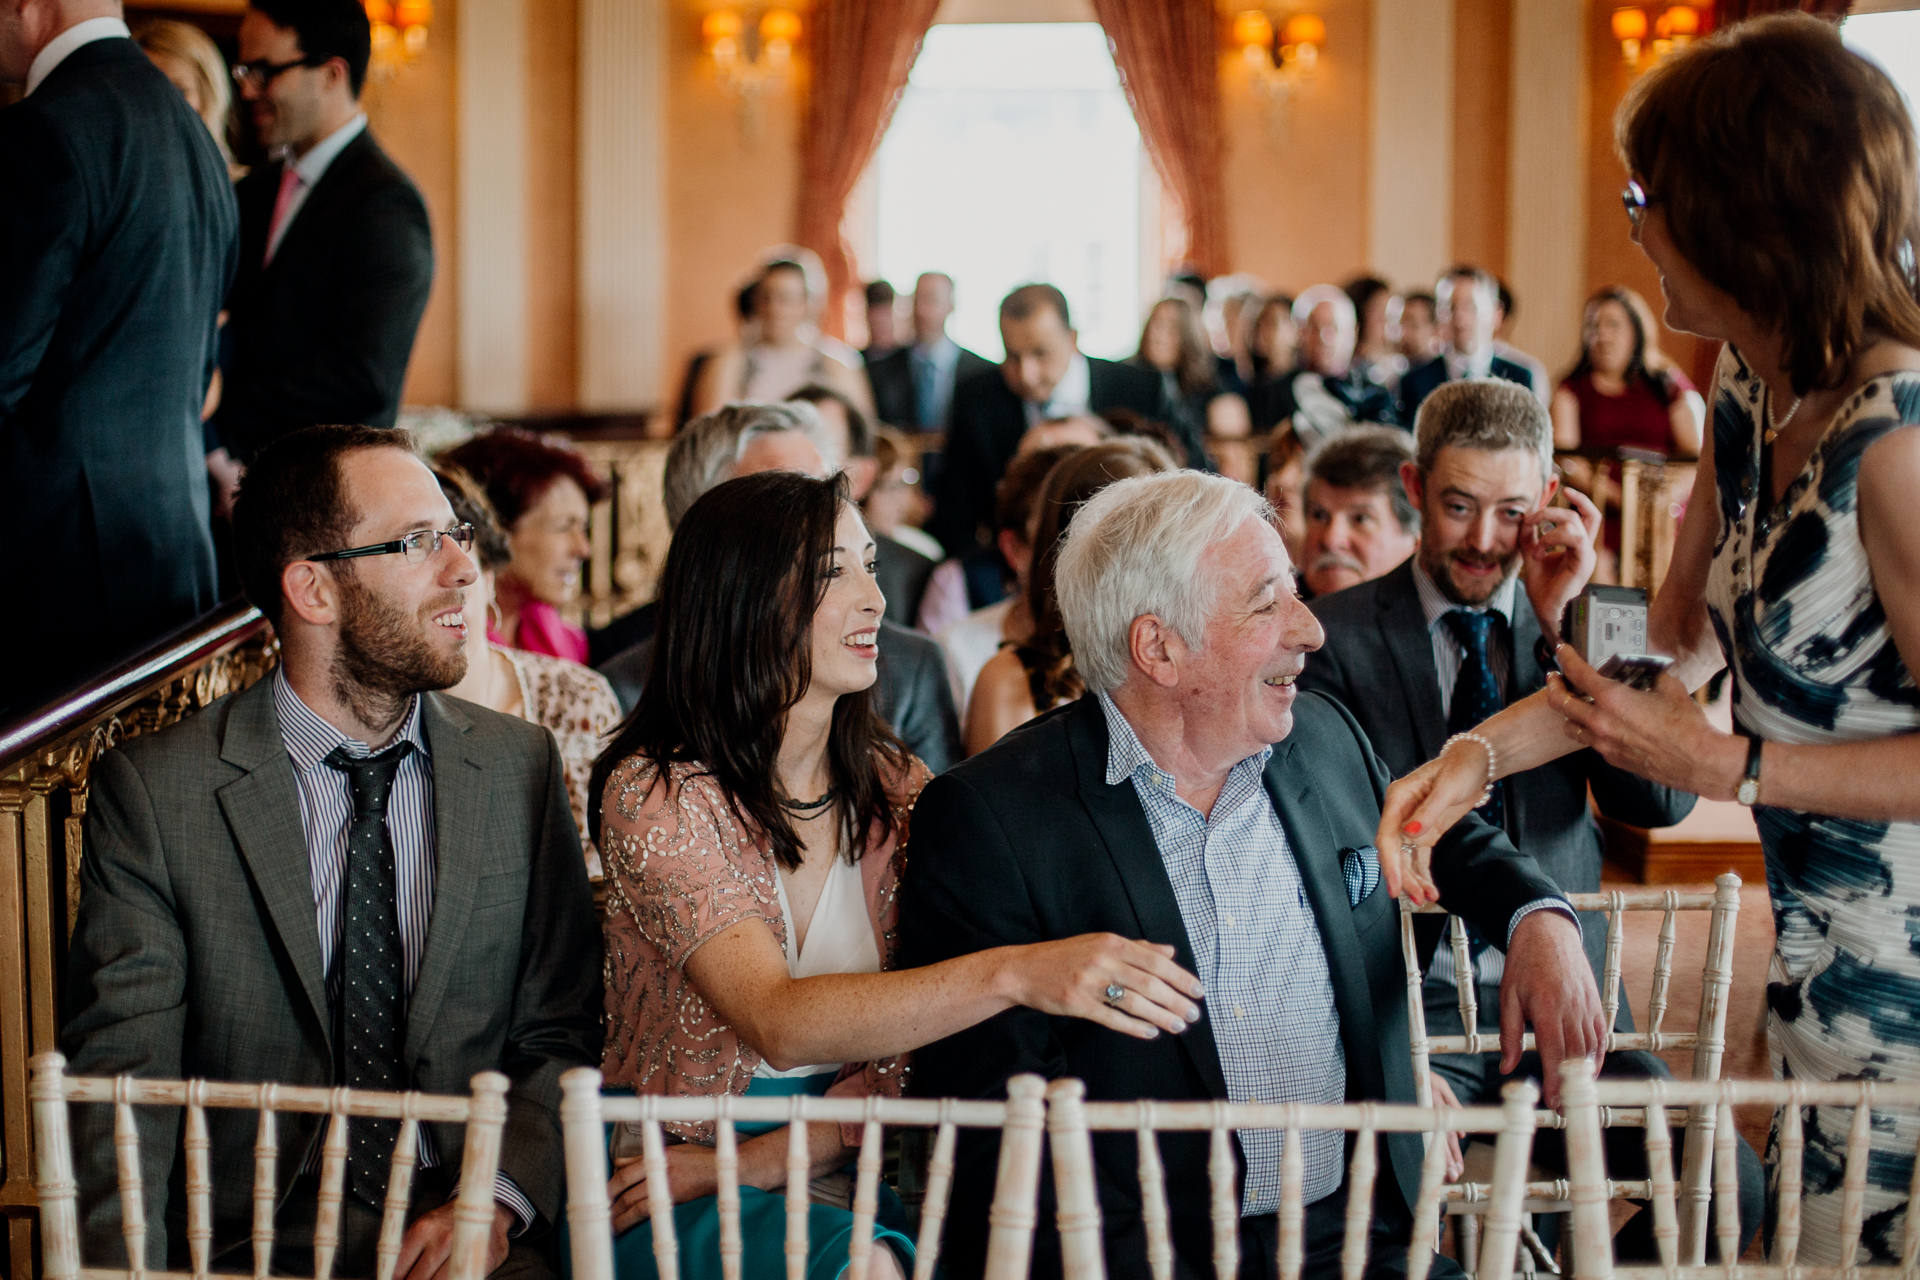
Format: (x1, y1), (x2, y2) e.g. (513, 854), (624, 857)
(1098, 694), (1347, 1213)
(275, 674), (535, 1230)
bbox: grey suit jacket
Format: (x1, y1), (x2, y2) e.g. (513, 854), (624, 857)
(1299, 560), (1696, 991)
(62, 676), (605, 1268)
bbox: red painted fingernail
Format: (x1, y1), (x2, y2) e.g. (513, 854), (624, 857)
(1404, 821), (1423, 835)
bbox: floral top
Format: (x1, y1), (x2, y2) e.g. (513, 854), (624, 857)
(598, 752), (932, 1143)
(497, 646), (621, 870)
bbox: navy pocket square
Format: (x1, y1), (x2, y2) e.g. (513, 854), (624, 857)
(1340, 845), (1381, 907)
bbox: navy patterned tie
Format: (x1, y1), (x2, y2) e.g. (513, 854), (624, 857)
(324, 741), (413, 1208)
(1442, 608), (1506, 831)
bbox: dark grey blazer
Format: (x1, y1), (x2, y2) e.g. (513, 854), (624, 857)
(1299, 559), (1696, 986)
(62, 676), (605, 1269)
(900, 691), (1567, 1279)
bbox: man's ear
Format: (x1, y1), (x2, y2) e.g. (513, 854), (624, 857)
(1537, 475), (1561, 510)
(1127, 614), (1183, 689)
(1399, 460), (1426, 511)
(280, 560), (339, 628)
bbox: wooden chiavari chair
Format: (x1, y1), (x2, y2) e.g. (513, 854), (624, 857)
(1559, 1058), (1920, 1279)
(559, 1067), (1054, 1280)
(29, 1051), (510, 1280)
(1401, 874), (1743, 1270)
(1046, 1077), (1543, 1280)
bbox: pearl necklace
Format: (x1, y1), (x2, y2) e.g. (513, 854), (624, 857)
(1764, 386), (1803, 445)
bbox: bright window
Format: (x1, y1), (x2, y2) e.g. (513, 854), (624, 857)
(1845, 11), (1920, 118)
(872, 23), (1146, 363)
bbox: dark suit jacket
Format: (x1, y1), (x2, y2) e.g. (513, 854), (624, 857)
(927, 356), (1171, 557)
(212, 127), (433, 461)
(899, 691), (1567, 1279)
(865, 341), (995, 429)
(63, 677), (605, 1270)
(1299, 560), (1694, 987)
(875, 534), (937, 631)
(0, 38), (238, 712)
(595, 619), (962, 774)
(1397, 353), (1537, 422)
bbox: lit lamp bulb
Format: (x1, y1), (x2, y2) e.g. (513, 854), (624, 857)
(1656, 3), (1699, 49)
(703, 8), (744, 71)
(1232, 10), (1276, 71)
(1280, 13), (1325, 67)
(759, 8), (801, 69)
(1612, 6), (1648, 63)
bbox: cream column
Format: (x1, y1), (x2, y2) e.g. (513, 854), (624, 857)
(578, 0), (667, 409)
(1505, 0), (1587, 368)
(1369, 0), (1455, 288)
(456, 0), (529, 412)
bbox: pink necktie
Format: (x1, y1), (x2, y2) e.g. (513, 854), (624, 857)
(264, 164), (303, 266)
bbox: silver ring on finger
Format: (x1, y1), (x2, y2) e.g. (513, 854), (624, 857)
(1104, 982), (1126, 1008)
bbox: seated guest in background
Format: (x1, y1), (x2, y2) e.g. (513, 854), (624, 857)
(865, 271), (995, 431)
(210, 0), (433, 476)
(439, 428), (607, 665)
(1205, 275), (1264, 398)
(596, 403), (962, 772)
(433, 466), (620, 875)
(935, 445), (1081, 720)
(1258, 285), (1403, 446)
(589, 469), (1202, 1280)
(1344, 275), (1406, 393)
(862, 428), (945, 562)
(1298, 427), (1420, 600)
(1300, 380), (1758, 1257)
(1399, 267), (1541, 419)
(690, 249), (874, 418)
(64, 425), (602, 1279)
(964, 439), (1175, 756)
(790, 383), (937, 630)
(1130, 294), (1227, 450)
(1243, 292), (1300, 432)
(1, 0), (237, 716)
(862, 278), (902, 360)
(135, 19), (242, 178)
(1491, 276), (1553, 397)
(1398, 291), (1443, 364)
(903, 469), (1605, 1280)
(930, 283), (1180, 558)
(1263, 428), (1309, 567)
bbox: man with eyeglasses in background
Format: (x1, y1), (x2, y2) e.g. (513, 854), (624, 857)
(63, 425), (603, 1280)
(208, 0), (433, 509)
(0, 0), (238, 715)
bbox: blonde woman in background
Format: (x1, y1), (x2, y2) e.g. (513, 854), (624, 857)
(134, 20), (243, 180)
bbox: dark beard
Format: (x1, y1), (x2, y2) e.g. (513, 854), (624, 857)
(330, 571), (468, 733)
(1420, 545), (1520, 606)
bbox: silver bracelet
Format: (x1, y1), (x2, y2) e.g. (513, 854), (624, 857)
(1443, 732), (1498, 809)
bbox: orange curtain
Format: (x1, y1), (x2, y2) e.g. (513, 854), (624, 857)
(794, 0), (943, 339)
(1089, 0), (1229, 276)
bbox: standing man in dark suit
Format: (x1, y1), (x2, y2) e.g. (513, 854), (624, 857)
(63, 425), (603, 1279)
(1398, 267), (1545, 421)
(928, 283), (1181, 558)
(1298, 379), (1758, 1255)
(902, 470), (1606, 1279)
(209, 0), (433, 475)
(865, 272), (994, 430)
(0, 0), (238, 714)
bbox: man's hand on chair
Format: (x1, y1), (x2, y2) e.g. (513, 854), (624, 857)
(396, 1202), (512, 1280)
(1499, 909), (1606, 1107)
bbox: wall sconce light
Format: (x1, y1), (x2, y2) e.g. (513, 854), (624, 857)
(703, 7), (801, 96)
(1613, 3), (1699, 69)
(362, 0), (431, 77)
(1230, 9), (1326, 138)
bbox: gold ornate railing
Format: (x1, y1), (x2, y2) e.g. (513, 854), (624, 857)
(0, 601), (279, 1276)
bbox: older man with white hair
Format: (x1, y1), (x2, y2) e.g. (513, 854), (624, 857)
(1258, 284), (1404, 449)
(901, 470), (1602, 1280)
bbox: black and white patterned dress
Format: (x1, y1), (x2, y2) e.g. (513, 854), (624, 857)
(1704, 347), (1920, 1264)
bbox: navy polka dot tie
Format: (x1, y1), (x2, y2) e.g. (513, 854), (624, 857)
(1441, 608), (1507, 831)
(324, 741), (412, 1209)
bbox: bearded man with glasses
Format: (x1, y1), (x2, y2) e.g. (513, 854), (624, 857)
(63, 425), (604, 1280)
(207, 0), (433, 500)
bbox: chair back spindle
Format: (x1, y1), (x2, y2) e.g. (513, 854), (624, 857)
(1046, 1079), (1106, 1280)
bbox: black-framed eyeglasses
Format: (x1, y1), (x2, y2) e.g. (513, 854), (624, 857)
(308, 524), (475, 566)
(231, 54), (327, 91)
(1622, 179), (1653, 236)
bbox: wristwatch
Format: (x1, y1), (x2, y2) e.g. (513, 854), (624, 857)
(1735, 735), (1764, 806)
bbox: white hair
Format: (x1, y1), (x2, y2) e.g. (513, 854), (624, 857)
(1291, 283), (1357, 332)
(1055, 471), (1274, 694)
(661, 401), (839, 528)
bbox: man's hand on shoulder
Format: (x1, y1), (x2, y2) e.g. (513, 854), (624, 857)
(1498, 907), (1605, 1107)
(395, 1202), (511, 1280)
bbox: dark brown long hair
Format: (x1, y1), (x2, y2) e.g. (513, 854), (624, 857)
(1563, 286), (1676, 394)
(588, 471), (906, 870)
(1134, 296), (1218, 397)
(1617, 12), (1920, 395)
(1020, 440), (1176, 707)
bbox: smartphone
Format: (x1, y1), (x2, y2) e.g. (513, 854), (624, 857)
(1596, 653), (1674, 691)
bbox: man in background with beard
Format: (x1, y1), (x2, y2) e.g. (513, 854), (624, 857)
(62, 425), (603, 1280)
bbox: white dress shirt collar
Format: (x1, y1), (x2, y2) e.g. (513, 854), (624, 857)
(1411, 556), (1518, 628)
(1444, 343), (1495, 383)
(1026, 350), (1092, 425)
(25, 17), (130, 95)
(281, 111), (368, 185)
